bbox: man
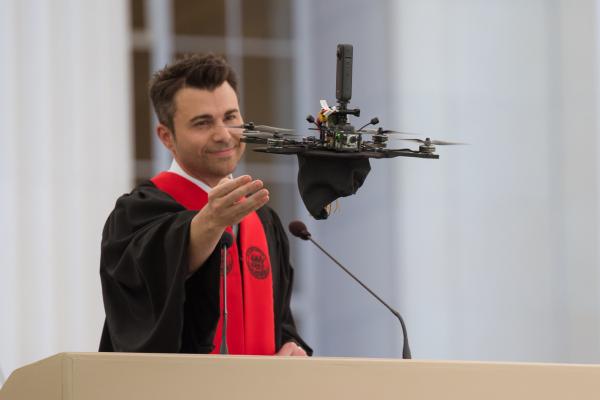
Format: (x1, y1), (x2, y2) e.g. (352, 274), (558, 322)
(99, 54), (310, 356)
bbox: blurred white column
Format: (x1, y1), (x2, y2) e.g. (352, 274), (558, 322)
(147, 0), (173, 173)
(0, 0), (132, 377)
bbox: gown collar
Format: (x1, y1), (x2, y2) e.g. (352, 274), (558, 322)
(167, 159), (238, 236)
(168, 159), (213, 194)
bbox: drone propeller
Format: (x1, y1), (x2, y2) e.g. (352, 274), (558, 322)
(254, 124), (293, 133)
(393, 137), (466, 146)
(358, 128), (421, 136)
(230, 123), (293, 133)
(242, 131), (302, 139)
(241, 132), (278, 139)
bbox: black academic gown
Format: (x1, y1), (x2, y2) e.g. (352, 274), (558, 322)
(99, 180), (311, 355)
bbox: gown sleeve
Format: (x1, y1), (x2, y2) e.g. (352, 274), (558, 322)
(99, 182), (199, 352)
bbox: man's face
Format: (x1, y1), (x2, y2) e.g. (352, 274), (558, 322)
(159, 82), (245, 186)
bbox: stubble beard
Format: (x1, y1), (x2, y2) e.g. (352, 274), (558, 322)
(199, 145), (244, 183)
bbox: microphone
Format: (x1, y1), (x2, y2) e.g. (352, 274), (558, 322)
(220, 231), (234, 248)
(289, 220), (412, 359)
(219, 231), (234, 355)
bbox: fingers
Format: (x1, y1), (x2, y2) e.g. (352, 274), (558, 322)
(222, 189), (269, 224)
(275, 342), (296, 356)
(239, 188), (270, 212)
(210, 175), (252, 198)
(291, 346), (307, 356)
(221, 179), (266, 206)
(205, 175), (270, 228)
(275, 342), (308, 357)
(210, 176), (267, 206)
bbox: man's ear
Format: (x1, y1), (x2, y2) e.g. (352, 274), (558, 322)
(156, 123), (176, 154)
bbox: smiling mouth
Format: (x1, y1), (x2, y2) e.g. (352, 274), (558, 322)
(210, 147), (236, 156)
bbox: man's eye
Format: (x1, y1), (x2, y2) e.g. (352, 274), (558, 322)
(225, 114), (238, 121)
(194, 120), (210, 127)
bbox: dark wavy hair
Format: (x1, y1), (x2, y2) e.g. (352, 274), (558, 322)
(149, 53), (238, 132)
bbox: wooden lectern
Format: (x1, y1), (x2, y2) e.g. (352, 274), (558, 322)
(1, 352), (600, 399)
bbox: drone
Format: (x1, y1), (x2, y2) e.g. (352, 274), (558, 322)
(232, 44), (463, 159)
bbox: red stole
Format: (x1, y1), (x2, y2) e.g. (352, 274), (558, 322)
(151, 172), (276, 355)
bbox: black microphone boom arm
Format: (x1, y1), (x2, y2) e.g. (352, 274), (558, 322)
(289, 220), (411, 359)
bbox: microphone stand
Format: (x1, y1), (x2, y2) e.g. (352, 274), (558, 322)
(220, 239), (229, 355)
(307, 237), (412, 359)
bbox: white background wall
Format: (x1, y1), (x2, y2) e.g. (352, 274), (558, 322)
(394, 0), (600, 363)
(0, 0), (132, 380)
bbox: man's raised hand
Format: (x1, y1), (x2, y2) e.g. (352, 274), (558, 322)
(202, 175), (269, 230)
(187, 175), (269, 273)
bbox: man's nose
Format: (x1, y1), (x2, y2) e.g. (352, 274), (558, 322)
(212, 124), (234, 141)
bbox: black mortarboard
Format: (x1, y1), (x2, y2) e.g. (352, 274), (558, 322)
(296, 153), (371, 219)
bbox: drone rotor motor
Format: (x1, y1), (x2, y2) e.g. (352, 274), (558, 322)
(372, 133), (388, 148)
(267, 137), (285, 149)
(419, 138), (436, 154)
